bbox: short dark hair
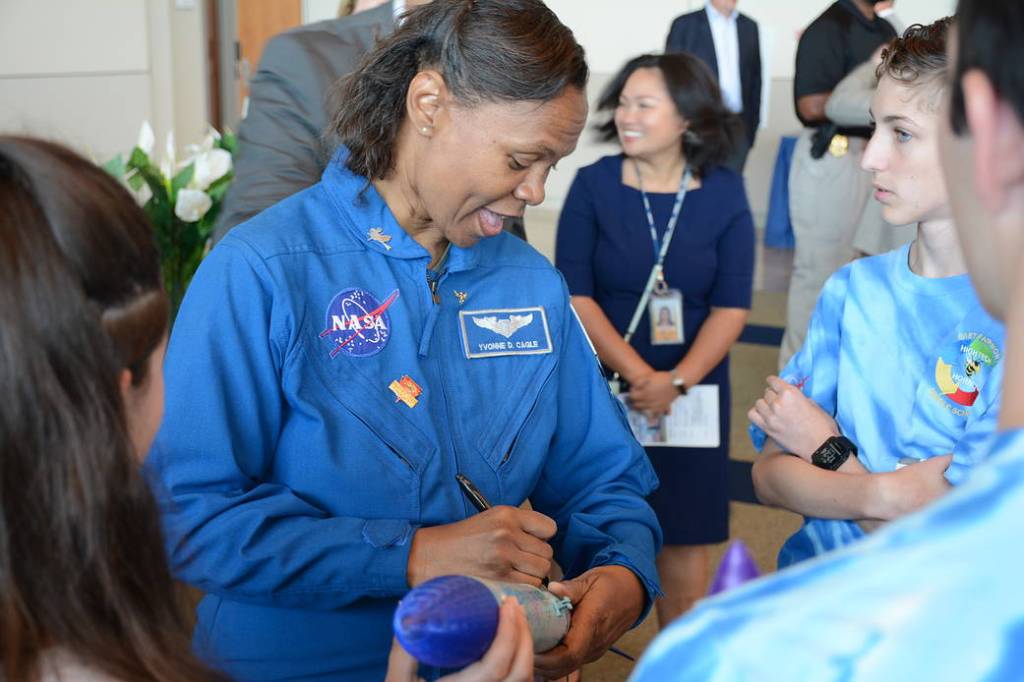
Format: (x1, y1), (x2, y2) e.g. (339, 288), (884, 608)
(594, 53), (743, 176)
(330, 0), (588, 180)
(0, 137), (223, 682)
(951, 0), (1024, 134)
(876, 18), (952, 108)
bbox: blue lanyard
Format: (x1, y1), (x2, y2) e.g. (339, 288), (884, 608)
(634, 160), (692, 268)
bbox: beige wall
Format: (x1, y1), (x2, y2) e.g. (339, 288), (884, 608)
(0, 0), (209, 163)
(538, 0), (956, 226)
(0, 0), (955, 205)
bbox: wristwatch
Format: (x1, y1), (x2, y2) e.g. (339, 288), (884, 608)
(811, 435), (858, 471)
(670, 369), (688, 395)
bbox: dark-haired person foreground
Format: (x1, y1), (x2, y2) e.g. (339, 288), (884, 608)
(0, 137), (224, 682)
(149, 1), (661, 680)
(629, 1), (1024, 678)
(556, 53), (753, 626)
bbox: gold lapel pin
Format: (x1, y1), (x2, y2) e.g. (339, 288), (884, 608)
(368, 227), (392, 251)
(454, 290), (468, 305)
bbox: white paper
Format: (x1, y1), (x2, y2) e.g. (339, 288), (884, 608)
(618, 384), (720, 448)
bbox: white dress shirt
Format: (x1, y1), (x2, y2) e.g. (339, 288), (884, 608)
(705, 3), (743, 114)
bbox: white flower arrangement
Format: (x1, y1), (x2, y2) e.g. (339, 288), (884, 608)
(104, 122), (237, 315)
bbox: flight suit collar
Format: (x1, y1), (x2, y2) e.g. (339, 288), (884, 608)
(323, 149), (480, 274)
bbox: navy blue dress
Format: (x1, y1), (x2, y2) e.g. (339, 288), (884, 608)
(555, 154), (755, 544)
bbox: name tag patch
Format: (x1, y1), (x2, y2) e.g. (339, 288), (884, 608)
(459, 307), (553, 359)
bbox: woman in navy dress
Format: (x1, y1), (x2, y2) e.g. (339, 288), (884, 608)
(556, 53), (755, 627)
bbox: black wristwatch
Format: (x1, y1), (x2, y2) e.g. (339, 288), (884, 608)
(811, 435), (858, 471)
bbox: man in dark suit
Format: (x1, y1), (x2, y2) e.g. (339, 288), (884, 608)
(215, 0), (527, 243)
(665, 0), (761, 172)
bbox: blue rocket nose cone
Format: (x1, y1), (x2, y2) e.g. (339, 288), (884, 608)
(393, 575), (500, 668)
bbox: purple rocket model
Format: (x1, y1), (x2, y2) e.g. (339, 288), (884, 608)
(707, 540), (761, 596)
(393, 575), (572, 668)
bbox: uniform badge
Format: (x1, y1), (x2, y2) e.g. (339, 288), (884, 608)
(459, 306), (553, 359)
(319, 288), (399, 358)
(828, 134), (849, 158)
(454, 290), (468, 305)
(367, 227), (392, 250)
(389, 375), (423, 408)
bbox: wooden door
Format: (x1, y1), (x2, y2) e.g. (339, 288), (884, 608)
(235, 0), (302, 114)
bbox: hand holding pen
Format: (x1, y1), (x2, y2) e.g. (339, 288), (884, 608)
(405, 477), (556, 589)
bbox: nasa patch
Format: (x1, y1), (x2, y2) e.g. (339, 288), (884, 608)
(319, 288), (399, 358)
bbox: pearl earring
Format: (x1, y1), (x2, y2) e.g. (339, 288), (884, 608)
(421, 126), (430, 135)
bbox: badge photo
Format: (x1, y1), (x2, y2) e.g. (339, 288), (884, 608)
(649, 290), (684, 345)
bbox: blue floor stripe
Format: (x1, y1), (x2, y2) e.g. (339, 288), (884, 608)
(739, 324), (784, 347)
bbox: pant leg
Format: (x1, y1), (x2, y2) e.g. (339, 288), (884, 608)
(779, 131), (872, 370)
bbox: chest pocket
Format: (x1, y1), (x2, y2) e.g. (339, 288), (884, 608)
(298, 333), (438, 507)
(442, 306), (560, 474)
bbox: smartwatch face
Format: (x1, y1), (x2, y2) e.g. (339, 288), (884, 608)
(813, 439), (851, 470)
(817, 443), (841, 467)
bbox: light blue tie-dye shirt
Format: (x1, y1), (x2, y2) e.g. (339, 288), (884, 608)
(751, 243), (1004, 566)
(631, 427), (1024, 681)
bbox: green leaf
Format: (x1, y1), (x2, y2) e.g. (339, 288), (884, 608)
(126, 169), (145, 191)
(206, 170), (234, 202)
(102, 154), (126, 178)
(132, 160), (171, 207)
(172, 162), (195, 196)
(219, 130), (238, 155)
(128, 146), (151, 168)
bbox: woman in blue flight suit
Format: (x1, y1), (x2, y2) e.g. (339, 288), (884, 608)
(149, 2), (662, 680)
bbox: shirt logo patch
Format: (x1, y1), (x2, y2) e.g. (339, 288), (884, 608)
(459, 307), (553, 359)
(934, 332), (1001, 407)
(319, 288), (399, 358)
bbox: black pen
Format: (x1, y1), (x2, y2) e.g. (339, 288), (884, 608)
(455, 473), (552, 590)
(455, 473), (491, 513)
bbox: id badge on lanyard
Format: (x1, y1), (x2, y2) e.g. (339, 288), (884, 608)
(649, 266), (684, 345)
(637, 161), (689, 347)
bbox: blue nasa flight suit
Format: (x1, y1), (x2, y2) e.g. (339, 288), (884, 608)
(148, 151), (662, 681)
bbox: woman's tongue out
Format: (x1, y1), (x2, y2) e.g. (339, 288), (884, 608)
(476, 206), (507, 237)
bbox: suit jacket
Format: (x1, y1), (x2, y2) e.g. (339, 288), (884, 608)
(665, 8), (762, 146)
(214, 4), (393, 242)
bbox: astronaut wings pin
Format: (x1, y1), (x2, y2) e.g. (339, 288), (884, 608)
(472, 314), (533, 339)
